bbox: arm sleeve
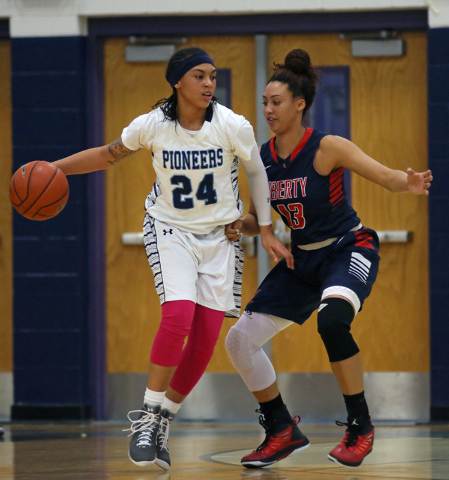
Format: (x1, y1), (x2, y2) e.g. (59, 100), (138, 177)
(121, 111), (157, 151)
(240, 142), (272, 226)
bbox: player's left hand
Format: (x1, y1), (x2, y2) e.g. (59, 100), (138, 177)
(225, 219), (243, 242)
(407, 168), (433, 195)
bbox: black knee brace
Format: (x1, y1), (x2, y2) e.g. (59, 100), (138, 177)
(317, 297), (359, 363)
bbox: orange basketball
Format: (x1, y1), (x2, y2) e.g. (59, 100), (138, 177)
(9, 161), (69, 221)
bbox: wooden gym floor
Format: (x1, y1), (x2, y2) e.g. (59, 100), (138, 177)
(0, 421), (448, 480)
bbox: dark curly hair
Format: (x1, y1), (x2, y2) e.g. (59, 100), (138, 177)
(153, 47), (218, 122)
(269, 49), (320, 116)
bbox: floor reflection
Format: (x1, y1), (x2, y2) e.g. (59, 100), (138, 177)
(0, 422), (447, 479)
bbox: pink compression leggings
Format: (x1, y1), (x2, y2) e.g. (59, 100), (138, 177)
(150, 300), (225, 396)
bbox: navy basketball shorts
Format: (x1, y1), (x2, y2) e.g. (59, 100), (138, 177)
(245, 226), (380, 324)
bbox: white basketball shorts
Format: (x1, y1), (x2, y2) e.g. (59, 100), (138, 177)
(143, 214), (243, 316)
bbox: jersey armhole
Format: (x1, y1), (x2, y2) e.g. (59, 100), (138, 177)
(313, 134), (333, 177)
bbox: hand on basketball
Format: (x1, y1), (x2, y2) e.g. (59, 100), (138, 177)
(407, 168), (433, 195)
(260, 226), (294, 269)
(225, 219), (243, 241)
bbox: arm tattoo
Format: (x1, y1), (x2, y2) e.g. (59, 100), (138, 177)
(107, 138), (134, 165)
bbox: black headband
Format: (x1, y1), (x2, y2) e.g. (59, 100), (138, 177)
(167, 53), (215, 88)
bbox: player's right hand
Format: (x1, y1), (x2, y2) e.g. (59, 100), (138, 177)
(225, 219), (243, 242)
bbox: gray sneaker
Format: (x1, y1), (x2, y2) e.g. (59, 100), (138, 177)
(125, 405), (161, 467)
(156, 409), (174, 470)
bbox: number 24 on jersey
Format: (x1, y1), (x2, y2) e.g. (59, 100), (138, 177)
(171, 173), (217, 209)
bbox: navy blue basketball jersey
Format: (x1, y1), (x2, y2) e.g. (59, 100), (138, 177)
(260, 128), (360, 246)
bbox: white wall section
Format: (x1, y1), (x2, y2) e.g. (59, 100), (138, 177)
(10, 14), (87, 37)
(1, 1), (448, 37)
(428, 0), (449, 26)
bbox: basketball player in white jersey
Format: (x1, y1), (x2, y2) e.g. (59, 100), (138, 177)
(53, 47), (293, 469)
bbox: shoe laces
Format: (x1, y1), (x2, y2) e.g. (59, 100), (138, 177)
(255, 410), (300, 452)
(123, 409), (160, 446)
(255, 411), (270, 451)
(158, 416), (170, 451)
(335, 420), (359, 448)
(257, 409), (301, 428)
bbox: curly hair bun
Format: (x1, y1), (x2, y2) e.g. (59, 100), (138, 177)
(284, 49), (313, 76)
(269, 48), (320, 116)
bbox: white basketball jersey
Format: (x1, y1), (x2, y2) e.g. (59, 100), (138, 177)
(122, 103), (255, 234)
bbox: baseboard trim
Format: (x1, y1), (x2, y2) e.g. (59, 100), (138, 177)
(0, 373), (13, 419)
(11, 404), (91, 421)
(107, 372), (430, 422)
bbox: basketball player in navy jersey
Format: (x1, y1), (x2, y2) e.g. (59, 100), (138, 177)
(225, 49), (432, 468)
(53, 47), (292, 469)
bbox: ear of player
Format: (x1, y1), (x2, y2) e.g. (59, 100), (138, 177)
(10, 161), (69, 221)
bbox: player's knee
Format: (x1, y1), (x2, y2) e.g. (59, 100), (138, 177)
(225, 326), (254, 371)
(317, 297), (359, 362)
(158, 300), (195, 344)
(157, 323), (190, 345)
(185, 332), (218, 357)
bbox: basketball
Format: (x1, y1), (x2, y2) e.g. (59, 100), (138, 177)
(9, 161), (70, 221)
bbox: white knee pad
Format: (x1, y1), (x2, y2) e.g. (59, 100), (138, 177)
(225, 326), (254, 371)
(225, 311), (292, 392)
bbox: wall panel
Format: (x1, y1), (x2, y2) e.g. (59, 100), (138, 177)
(0, 39), (13, 373)
(428, 27), (449, 420)
(11, 36), (90, 419)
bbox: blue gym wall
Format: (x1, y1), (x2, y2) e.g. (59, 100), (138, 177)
(11, 37), (91, 419)
(428, 28), (449, 422)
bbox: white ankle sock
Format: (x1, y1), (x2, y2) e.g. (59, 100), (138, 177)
(144, 388), (166, 407)
(161, 397), (182, 415)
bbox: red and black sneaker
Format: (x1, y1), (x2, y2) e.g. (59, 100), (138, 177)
(328, 419), (374, 467)
(241, 413), (310, 468)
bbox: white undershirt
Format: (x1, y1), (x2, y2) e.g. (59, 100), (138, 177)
(181, 127), (199, 138)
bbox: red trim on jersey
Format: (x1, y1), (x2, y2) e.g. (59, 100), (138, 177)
(291, 127), (313, 161)
(330, 175), (343, 193)
(330, 184), (343, 202)
(330, 167), (344, 184)
(330, 167), (345, 210)
(355, 230), (375, 250)
(270, 137), (278, 163)
(269, 127), (313, 163)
